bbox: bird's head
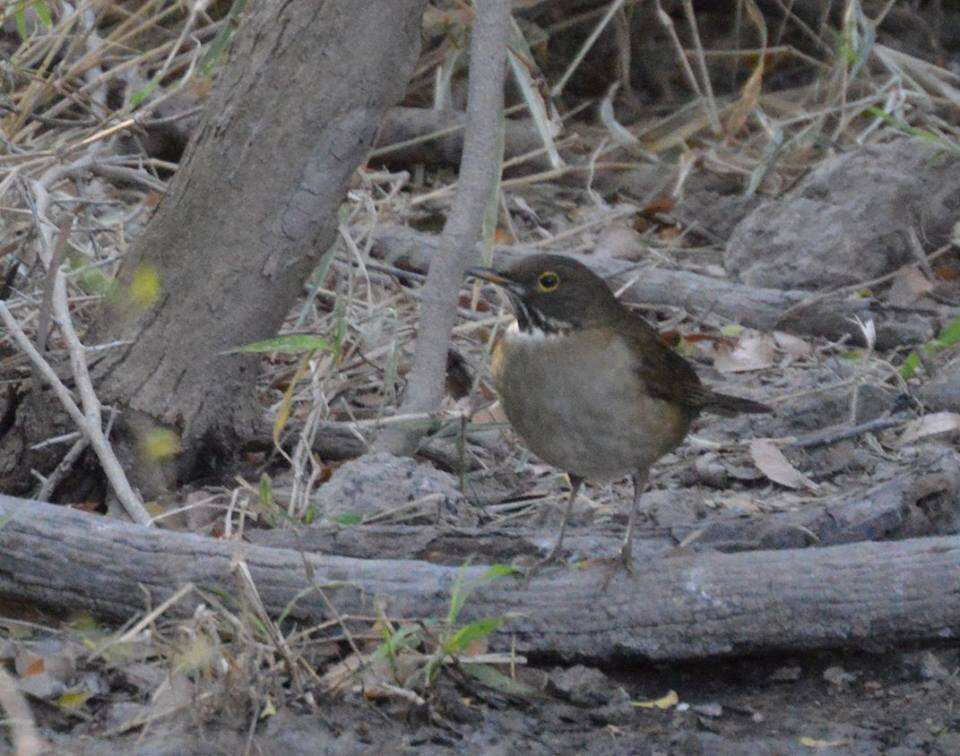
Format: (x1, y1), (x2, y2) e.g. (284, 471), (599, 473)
(468, 254), (620, 335)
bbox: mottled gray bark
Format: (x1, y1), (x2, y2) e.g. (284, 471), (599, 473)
(378, 0), (510, 455)
(368, 224), (935, 349)
(0, 494), (957, 663)
(79, 0), (426, 483)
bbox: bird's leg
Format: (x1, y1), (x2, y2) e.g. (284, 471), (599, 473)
(528, 474), (583, 576)
(619, 470), (650, 570)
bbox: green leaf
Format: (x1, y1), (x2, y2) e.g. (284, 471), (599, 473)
(445, 616), (503, 654)
(224, 333), (331, 355)
(462, 663), (539, 699)
(15, 9), (27, 41)
(446, 558), (473, 625)
(935, 315), (960, 347)
(372, 624), (420, 661)
(57, 689), (92, 709)
(866, 107), (960, 155)
(483, 563), (521, 580)
(900, 352), (920, 380)
(76, 267), (114, 296)
(33, 1), (52, 27)
(331, 513), (362, 526)
(447, 560), (515, 626)
(258, 473), (273, 510)
(201, 0), (247, 74)
(899, 315), (960, 379)
(130, 80), (159, 109)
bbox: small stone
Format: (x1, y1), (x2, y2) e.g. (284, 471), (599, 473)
(769, 665), (802, 682)
(312, 452), (464, 521)
(694, 454), (727, 488)
(823, 666), (857, 687)
(594, 224), (644, 261)
(726, 139), (960, 291)
(549, 665), (615, 708)
(920, 652), (951, 681)
(692, 702), (723, 718)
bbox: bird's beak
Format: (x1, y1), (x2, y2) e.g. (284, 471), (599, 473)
(467, 267), (521, 293)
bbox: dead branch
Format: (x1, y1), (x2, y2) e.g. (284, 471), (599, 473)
(367, 224), (934, 349)
(372, 108), (546, 172)
(378, 0), (511, 455)
(0, 302), (151, 525)
(0, 666), (46, 756)
(0, 492), (958, 663)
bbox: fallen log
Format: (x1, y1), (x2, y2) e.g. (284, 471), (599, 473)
(368, 224), (934, 349)
(373, 108), (547, 173)
(0, 494), (957, 662)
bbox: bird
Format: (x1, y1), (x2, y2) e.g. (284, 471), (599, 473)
(468, 254), (770, 571)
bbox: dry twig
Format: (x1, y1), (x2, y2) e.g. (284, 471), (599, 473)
(378, 0), (510, 455)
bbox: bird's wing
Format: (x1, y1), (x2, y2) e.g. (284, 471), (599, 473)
(618, 311), (707, 411)
(620, 310), (772, 416)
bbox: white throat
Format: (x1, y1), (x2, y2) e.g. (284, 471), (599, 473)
(504, 319), (569, 344)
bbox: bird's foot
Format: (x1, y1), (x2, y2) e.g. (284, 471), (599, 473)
(521, 544), (567, 585)
(594, 544), (634, 591)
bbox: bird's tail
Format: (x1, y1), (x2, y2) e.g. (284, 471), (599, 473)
(702, 391), (772, 416)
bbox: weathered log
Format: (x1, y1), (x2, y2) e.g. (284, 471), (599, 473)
(373, 108), (547, 173)
(0, 494), (957, 662)
(368, 224), (934, 349)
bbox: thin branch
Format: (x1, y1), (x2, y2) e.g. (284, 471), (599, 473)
(551, 0), (627, 98)
(0, 300), (152, 525)
(0, 667), (46, 756)
(377, 0), (510, 455)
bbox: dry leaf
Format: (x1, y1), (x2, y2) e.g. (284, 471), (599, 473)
(799, 736), (849, 749)
(319, 653), (364, 695)
(472, 403), (507, 426)
(633, 689), (679, 710)
(594, 224), (643, 261)
(749, 439), (818, 491)
(640, 196), (675, 215)
(57, 690), (92, 709)
(656, 225), (682, 242)
(724, 0), (766, 135)
(886, 265), (933, 307)
(898, 412), (960, 445)
(721, 494), (762, 515)
(773, 331), (813, 359)
(714, 333), (776, 373)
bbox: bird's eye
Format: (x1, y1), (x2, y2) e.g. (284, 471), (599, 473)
(537, 271), (560, 292)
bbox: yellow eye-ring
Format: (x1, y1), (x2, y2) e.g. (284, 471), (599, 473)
(537, 271), (560, 292)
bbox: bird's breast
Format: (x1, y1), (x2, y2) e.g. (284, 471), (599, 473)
(493, 324), (690, 481)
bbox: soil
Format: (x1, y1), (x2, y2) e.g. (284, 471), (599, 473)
(52, 646), (959, 754)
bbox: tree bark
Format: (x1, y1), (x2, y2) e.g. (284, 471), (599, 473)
(0, 494), (957, 663)
(72, 0), (426, 486)
(377, 0), (510, 455)
(368, 224), (935, 349)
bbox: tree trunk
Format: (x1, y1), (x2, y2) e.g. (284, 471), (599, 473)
(0, 0), (427, 496)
